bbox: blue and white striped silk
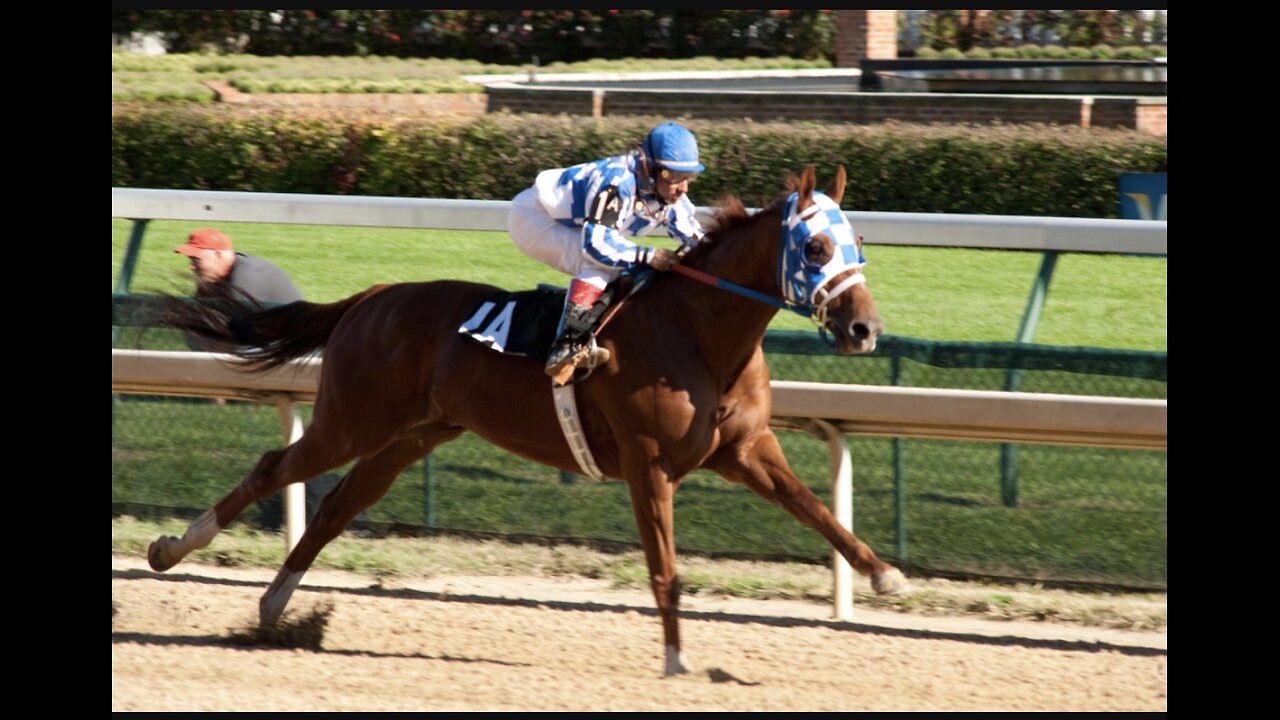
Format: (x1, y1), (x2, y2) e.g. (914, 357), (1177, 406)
(778, 191), (866, 314)
(533, 152), (704, 270)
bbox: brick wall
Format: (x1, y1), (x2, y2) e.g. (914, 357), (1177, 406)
(835, 10), (898, 67)
(1136, 102), (1167, 136)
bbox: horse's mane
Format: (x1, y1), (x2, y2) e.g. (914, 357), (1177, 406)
(682, 169), (812, 267)
(680, 193), (786, 268)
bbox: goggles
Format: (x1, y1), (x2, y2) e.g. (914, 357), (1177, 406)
(658, 168), (699, 184)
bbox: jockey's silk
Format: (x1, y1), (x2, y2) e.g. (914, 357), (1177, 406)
(533, 152), (705, 269)
(779, 191), (866, 308)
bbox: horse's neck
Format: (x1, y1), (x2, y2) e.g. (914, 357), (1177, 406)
(698, 214), (781, 295)
(662, 211), (783, 381)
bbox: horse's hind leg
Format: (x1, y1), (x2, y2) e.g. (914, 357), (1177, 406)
(704, 430), (909, 595)
(147, 427), (361, 573)
(259, 424), (464, 626)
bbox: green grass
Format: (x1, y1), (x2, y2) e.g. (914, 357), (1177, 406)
(111, 219), (1167, 349)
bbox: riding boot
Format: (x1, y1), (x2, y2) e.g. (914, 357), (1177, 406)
(546, 279), (611, 382)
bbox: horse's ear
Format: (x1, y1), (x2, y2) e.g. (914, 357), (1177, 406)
(824, 165), (847, 206)
(797, 165), (817, 210)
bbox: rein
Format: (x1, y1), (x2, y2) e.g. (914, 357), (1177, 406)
(670, 264), (810, 318)
(594, 262), (810, 341)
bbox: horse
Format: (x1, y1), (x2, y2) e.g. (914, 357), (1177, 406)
(150, 164), (908, 676)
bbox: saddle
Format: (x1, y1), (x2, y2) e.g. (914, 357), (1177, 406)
(458, 270), (651, 382)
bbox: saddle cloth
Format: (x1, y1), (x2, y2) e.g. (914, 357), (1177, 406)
(457, 286), (565, 360)
(457, 270), (649, 360)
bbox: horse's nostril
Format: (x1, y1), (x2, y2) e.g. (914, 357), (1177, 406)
(851, 323), (870, 341)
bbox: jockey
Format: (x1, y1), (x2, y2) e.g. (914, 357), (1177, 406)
(508, 121), (707, 380)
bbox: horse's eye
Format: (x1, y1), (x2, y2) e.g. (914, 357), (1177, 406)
(805, 236), (833, 266)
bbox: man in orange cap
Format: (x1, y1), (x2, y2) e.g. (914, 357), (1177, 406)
(174, 227), (303, 306)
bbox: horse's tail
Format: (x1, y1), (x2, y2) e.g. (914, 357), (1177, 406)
(163, 283), (386, 372)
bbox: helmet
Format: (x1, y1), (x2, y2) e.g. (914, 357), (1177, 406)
(641, 122), (705, 174)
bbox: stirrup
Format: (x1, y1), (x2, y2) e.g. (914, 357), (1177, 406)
(583, 341), (611, 369)
(545, 338), (610, 385)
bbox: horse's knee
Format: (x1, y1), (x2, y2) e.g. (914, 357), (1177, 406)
(664, 576), (682, 606)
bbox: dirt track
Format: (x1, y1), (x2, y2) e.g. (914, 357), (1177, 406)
(112, 557), (1167, 711)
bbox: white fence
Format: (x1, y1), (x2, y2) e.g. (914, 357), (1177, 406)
(113, 187), (1169, 254)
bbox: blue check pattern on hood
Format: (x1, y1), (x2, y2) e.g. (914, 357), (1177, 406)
(778, 192), (866, 308)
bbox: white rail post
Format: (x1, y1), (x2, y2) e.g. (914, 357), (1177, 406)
(273, 397), (306, 553)
(813, 419), (853, 620)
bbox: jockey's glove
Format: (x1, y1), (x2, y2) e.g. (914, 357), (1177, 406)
(642, 247), (680, 272)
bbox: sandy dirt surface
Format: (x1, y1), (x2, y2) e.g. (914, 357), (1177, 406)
(112, 556), (1167, 711)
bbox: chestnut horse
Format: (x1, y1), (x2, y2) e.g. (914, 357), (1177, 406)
(151, 165), (908, 676)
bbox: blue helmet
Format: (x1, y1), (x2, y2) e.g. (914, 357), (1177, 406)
(642, 122), (705, 173)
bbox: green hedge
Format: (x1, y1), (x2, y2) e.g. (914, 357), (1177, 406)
(112, 107), (1167, 217)
(113, 10), (838, 63)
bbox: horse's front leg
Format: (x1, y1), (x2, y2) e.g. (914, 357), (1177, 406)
(624, 454), (688, 676)
(705, 429), (910, 596)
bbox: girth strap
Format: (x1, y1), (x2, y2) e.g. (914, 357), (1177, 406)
(551, 383), (608, 481)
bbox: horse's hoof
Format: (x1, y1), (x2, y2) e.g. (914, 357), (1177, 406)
(259, 601), (283, 629)
(147, 537), (179, 572)
(663, 646), (690, 677)
(872, 568), (911, 596)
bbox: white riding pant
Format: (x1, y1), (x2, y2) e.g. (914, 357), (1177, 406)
(509, 187), (618, 291)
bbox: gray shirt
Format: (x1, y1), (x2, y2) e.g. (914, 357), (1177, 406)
(199, 252), (302, 305)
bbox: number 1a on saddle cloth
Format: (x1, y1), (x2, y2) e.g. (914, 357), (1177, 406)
(456, 277), (632, 361)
